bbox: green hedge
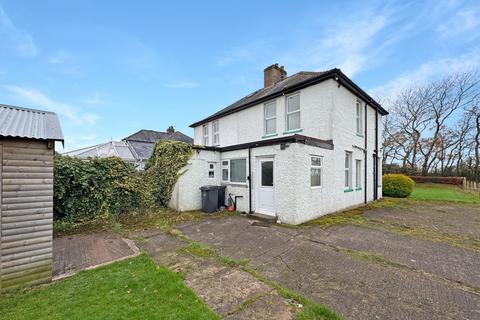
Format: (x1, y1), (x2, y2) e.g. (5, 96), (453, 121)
(54, 140), (192, 223)
(54, 155), (153, 222)
(382, 174), (415, 198)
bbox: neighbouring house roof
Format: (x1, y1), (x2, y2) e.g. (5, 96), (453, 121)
(190, 68), (387, 128)
(0, 104), (64, 141)
(123, 129), (193, 144)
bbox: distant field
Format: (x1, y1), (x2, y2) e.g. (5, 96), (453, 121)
(410, 183), (480, 204)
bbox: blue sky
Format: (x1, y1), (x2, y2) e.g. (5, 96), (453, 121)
(1, 0), (479, 151)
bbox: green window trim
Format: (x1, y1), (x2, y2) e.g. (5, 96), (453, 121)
(262, 133), (278, 139)
(283, 128), (303, 134)
(344, 188), (354, 193)
(355, 187), (362, 191)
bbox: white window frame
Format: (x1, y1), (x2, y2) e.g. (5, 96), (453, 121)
(202, 124), (209, 146)
(310, 156), (322, 188)
(286, 93), (301, 132)
(264, 101), (277, 136)
(345, 151), (352, 189)
(356, 100), (363, 135)
(208, 162), (215, 179)
(212, 120), (220, 146)
(355, 159), (362, 189)
(221, 158), (247, 184)
(221, 160), (229, 182)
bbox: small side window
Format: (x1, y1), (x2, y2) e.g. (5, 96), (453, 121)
(311, 156), (322, 187)
(208, 163), (215, 179)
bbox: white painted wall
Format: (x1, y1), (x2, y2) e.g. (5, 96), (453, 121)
(169, 149), (221, 211)
(194, 80), (337, 147)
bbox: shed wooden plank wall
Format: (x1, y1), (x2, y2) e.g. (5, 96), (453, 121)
(0, 139), (54, 290)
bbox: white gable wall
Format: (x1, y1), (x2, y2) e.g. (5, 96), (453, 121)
(194, 80), (338, 147)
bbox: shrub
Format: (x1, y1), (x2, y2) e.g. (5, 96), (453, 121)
(54, 155), (153, 222)
(382, 174), (415, 198)
(145, 140), (193, 206)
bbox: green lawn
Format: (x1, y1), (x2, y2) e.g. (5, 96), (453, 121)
(410, 183), (480, 204)
(0, 255), (219, 320)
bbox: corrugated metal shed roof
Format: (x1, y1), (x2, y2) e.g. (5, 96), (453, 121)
(0, 104), (64, 141)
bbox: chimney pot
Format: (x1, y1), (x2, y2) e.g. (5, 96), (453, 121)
(264, 63), (287, 88)
(166, 125), (175, 134)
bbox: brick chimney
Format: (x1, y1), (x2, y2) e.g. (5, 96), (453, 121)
(264, 63), (287, 87)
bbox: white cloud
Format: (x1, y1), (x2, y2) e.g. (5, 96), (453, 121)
(164, 81), (198, 89)
(369, 47), (480, 99)
(437, 8), (480, 38)
(0, 5), (37, 57)
(4, 85), (99, 126)
(48, 49), (72, 64)
(83, 92), (105, 106)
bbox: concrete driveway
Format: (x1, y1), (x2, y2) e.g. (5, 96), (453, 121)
(178, 202), (480, 320)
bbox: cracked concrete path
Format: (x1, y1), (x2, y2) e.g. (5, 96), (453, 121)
(134, 230), (294, 319)
(178, 204), (480, 320)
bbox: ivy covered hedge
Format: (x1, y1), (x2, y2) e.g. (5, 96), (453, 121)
(53, 140), (192, 222)
(145, 140), (193, 206)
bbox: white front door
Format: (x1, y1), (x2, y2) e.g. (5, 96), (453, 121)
(256, 157), (275, 216)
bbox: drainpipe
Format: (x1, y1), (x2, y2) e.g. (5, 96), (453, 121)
(364, 102), (368, 204)
(248, 147), (252, 214)
(374, 108), (379, 200)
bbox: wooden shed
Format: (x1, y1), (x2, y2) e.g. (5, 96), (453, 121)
(0, 104), (63, 291)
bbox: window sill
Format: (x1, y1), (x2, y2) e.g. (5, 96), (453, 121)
(344, 188), (354, 193)
(311, 186), (322, 189)
(283, 128), (303, 134)
(356, 133), (364, 138)
(262, 133), (278, 139)
(355, 187), (362, 191)
(378, 185), (382, 187)
(221, 182), (248, 188)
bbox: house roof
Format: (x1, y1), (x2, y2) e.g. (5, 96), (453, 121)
(193, 134), (334, 152)
(0, 104), (64, 141)
(63, 141), (137, 161)
(122, 129), (193, 144)
(190, 68), (387, 127)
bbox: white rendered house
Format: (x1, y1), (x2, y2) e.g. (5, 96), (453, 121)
(169, 64), (388, 225)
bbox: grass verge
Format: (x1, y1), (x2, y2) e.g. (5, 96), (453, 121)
(0, 254), (219, 320)
(410, 183), (480, 204)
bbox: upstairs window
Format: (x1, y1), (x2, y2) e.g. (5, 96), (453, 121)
(310, 156), (322, 187)
(264, 101), (277, 135)
(286, 94), (300, 131)
(356, 100), (363, 135)
(212, 120), (220, 145)
(202, 124), (209, 145)
(345, 151), (352, 189)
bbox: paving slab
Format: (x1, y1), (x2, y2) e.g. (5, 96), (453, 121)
(136, 230), (296, 319)
(53, 232), (138, 278)
(179, 214), (480, 320)
(364, 202), (480, 239)
(302, 224), (480, 289)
